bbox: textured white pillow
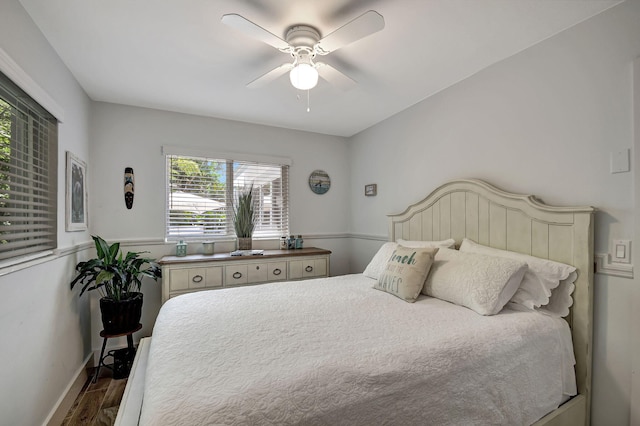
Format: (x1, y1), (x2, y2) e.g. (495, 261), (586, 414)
(397, 238), (456, 249)
(423, 248), (528, 315)
(363, 239), (457, 280)
(373, 246), (439, 302)
(459, 238), (576, 310)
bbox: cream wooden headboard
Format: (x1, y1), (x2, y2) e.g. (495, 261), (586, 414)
(388, 179), (595, 425)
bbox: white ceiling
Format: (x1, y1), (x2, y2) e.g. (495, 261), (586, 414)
(19, 0), (621, 137)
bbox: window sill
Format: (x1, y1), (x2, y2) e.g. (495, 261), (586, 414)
(0, 241), (93, 277)
(0, 250), (56, 277)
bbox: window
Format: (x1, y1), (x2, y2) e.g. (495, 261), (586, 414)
(0, 71), (57, 262)
(166, 153), (289, 240)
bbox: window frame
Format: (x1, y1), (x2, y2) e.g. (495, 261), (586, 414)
(163, 146), (291, 242)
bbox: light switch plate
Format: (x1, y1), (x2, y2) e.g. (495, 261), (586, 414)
(612, 239), (631, 264)
(610, 149), (630, 174)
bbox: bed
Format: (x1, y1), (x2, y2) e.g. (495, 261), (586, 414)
(115, 179), (595, 426)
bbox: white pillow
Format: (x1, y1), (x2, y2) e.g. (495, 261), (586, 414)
(459, 238), (576, 310)
(363, 239), (456, 280)
(537, 271), (577, 317)
(423, 248), (528, 315)
(373, 246), (439, 302)
(397, 238), (456, 249)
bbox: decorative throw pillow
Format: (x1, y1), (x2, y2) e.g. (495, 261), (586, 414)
(363, 239), (455, 280)
(459, 238), (576, 310)
(423, 248), (528, 315)
(373, 246), (439, 302)
(363, 242), (398, 280)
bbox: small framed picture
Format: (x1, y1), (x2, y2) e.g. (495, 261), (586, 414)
(65, 151), (88, 231)
(364, 184), (377, 196)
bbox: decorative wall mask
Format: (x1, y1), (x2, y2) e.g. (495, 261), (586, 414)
(124, 167), (134, 209)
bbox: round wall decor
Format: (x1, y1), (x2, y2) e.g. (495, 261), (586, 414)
(308, 170), (331, 195)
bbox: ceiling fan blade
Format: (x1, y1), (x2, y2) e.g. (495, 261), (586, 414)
(221, 14), (290, 51)
(247, 63), (293, 89)
(315, 10), (384, 54)
(316, 63), (356, 91)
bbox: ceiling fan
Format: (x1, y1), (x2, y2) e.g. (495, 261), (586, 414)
(221, 10), (385, 92)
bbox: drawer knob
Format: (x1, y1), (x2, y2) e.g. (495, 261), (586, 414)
(305, 265), (313, 272)
(232, 271), (243, 279)
(256, 266), (260, 270)
(273, 268), (281, 275)
(192, 275), (203, 283)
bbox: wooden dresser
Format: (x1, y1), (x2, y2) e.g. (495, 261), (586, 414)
(159, 247), (331, 303)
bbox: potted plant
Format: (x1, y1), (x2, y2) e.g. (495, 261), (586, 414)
(70, 235), (161, 334)
(233, 185), (255, 250)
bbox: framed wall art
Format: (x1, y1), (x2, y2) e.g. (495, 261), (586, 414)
(65, 151), (88, 231)
(365, 184), (377, 196)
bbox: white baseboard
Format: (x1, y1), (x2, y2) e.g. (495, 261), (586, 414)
(43, 353), (93, 426)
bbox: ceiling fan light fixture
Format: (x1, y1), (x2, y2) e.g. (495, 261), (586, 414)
(289, 63), (318, 90)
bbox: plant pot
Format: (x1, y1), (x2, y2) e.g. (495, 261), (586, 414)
(109, 347), (136, 379)
(237, 237), (252, 250)
(99, 292), (143, 334)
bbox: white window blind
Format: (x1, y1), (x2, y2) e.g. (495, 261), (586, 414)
(0, 71), (58, 261)
(166, 154), (289, 240)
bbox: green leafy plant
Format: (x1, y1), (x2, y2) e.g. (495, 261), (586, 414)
(70, 235), (161, 301)
(232, 185), (255, 238)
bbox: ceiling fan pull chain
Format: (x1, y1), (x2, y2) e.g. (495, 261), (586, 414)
(307, 89), (311, 112)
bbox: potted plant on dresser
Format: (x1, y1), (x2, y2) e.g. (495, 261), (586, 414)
(70, 235), (161, 334)
(233, 185), (255, 250)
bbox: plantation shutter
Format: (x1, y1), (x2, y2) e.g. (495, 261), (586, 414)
(166, 153), (289, 240)
(0, 71), (57, 261)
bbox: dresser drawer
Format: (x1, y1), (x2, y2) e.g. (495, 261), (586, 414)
(289, 258), (327, 279)
(247, 263), (268, 283)
(170, 267), (222, 290)
(225, 264), (248, 286)
(202, 267), (223, 288)
(228, 262), (279, 284)
(267, 261), (287, 281)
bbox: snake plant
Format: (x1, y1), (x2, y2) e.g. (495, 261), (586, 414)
(232, 185), (255, 238)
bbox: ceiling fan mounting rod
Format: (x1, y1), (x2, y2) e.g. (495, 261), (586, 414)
(284, 25), (320, 48)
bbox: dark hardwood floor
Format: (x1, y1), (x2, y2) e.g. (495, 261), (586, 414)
(62, 368), (127, 426)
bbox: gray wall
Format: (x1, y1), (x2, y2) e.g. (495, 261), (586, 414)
(0, 1), (93, 425)
(348, 2), (640, 424)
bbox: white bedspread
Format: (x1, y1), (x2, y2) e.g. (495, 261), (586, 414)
(140, 274), (576, 426)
